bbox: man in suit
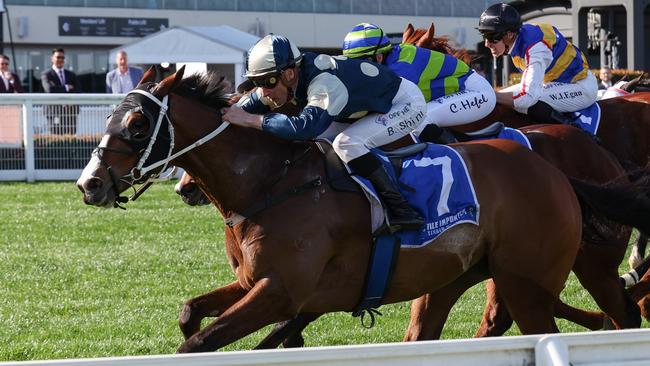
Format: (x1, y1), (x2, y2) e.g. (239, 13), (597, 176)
(598, 66), (613, 90)
(0, 54), (24, 93)
(106, 50), (144, 93)
(41, 48), (81, 135)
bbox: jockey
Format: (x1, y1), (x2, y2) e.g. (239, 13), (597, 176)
(222, 34), (427, 232)
(341, 23), (496, 144)
(477, 3), (598, 124)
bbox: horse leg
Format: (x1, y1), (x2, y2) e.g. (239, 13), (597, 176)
(553, 300), (606, 330)
(491, 272), (559, 334)
(254, 313), (321, 349)
(475, 279), (513, 337)
(572, 245), (641, 329)
(178, 277), (295, 353)
(476, 278), (606, 336)
(629, 233), (649, 269)
(179, 281), (248, 340)
(405, 264), (488, 341)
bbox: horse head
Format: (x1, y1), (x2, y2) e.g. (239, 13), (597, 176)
(402, 22), (472, 64)
(76, 67), (192, 207)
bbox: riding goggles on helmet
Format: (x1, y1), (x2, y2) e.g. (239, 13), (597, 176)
(482, 32), (505, 43)
(249, 73), (280, 89)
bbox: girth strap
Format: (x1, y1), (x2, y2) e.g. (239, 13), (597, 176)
(351, 234), (401, 328)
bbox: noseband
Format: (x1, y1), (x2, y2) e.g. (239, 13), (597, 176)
(94, 87), (231, 207)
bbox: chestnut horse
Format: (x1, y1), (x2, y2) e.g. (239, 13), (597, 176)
(78, 68), (590, 352)
(177, 124), (648, 348)
(406, 24), (650, 333)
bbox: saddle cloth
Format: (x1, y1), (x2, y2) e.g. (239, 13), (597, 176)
(571, 102), (601, 136)
(348, 143), (480, 247)
(466, 126), (532, 150)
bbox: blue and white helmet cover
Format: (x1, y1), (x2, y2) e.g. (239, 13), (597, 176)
(245, 34), (302, 78)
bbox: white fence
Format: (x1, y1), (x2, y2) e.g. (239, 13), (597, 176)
(2, 329), (650, 366)
(0, 93), (124, 182)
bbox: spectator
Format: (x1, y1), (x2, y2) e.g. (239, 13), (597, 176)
(106, 50), (144, 93)
(41, 48), (81, 135)
(0, 54), (24, 93)
(599, 66), (613, 90)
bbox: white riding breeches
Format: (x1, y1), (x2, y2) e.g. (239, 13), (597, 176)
(422, 71), (497, 128)
(331, 78), (426, 163)
(502, 71), (598, 113)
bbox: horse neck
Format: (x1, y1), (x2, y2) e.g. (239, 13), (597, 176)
(169, 94), (296, 216)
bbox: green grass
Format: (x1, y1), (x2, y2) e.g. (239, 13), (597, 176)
(0, 182), (645, 361)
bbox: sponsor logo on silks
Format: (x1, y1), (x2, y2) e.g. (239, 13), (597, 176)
(449, 94), (489, 113)
(375, 114), (388, 126)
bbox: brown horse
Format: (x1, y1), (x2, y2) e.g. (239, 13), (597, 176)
(205, 125), (650, 348)
(77, 68), (592, 352)
(406, 23), (650, 329)
(405, 124), (650, 341)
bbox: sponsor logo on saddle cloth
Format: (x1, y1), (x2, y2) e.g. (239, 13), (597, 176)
(571, 103), (601, 136)
(352, 144), (480, 248)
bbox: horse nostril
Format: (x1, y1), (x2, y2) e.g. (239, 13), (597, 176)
(180, 183), (196, 195)
(84, 177), (104, 193)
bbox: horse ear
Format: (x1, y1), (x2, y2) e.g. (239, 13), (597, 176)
(422, 22), (435, 44)
(403, 23), (414, 43)
(153, 65), (185, 96)
(136, 66), (156, 87)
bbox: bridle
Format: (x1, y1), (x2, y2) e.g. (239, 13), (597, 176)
(93, 86), (231, 208)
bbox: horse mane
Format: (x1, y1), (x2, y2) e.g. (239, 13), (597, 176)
(402, 23), (472, 65)
(173, 71), (233, 109)
(620, 73), (650, 93)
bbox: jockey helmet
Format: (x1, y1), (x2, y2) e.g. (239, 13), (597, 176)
(342, 23), (392, 58)
(245, 34), (302, 79)
(477, 3), (521, 37)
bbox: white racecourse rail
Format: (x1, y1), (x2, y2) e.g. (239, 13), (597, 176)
(2, 329), (650, 366)
(0, 93), (124, 182)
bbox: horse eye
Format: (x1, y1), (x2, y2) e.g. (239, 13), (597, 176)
(128, 118), (149, 140)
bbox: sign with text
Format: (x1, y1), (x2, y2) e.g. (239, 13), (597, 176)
(59, 16), (168, 37)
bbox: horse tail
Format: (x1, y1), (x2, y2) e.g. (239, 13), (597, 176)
(569, 176), (650, 237)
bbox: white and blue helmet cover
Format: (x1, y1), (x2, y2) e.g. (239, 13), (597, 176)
(245, 34), (302, 78)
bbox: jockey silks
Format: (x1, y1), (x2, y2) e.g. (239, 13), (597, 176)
(385, 44), (473, 102)
(510, 24), (589, 84)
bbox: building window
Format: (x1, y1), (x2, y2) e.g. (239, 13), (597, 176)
(381, 0), (414, 16)
(352, 0), (379, 15)
(125, 0), (162, 9)
(6, 0), (46, 5)
(417, 0), (451, 16)
(86, 0), (126, 7)
(276, 0), (313, 13)
(45, 0), (85, 5)
(315, 0), (351, 14)
(196, 0), (234, 10)
(238, 0), (274, 12)
(164, 0), (196, 10)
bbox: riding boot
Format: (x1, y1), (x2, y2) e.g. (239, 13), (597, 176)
(367, 166), (425, 232)
(527, 100), (578, 126)
(348, 153), (424, 232)
(418, 124), (458, 144)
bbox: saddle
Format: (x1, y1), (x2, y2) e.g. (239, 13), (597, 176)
(314, 140), (428, 192)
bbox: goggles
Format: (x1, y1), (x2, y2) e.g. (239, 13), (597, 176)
(482, 32), (505, 43)
(249, 73), (280, 89)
